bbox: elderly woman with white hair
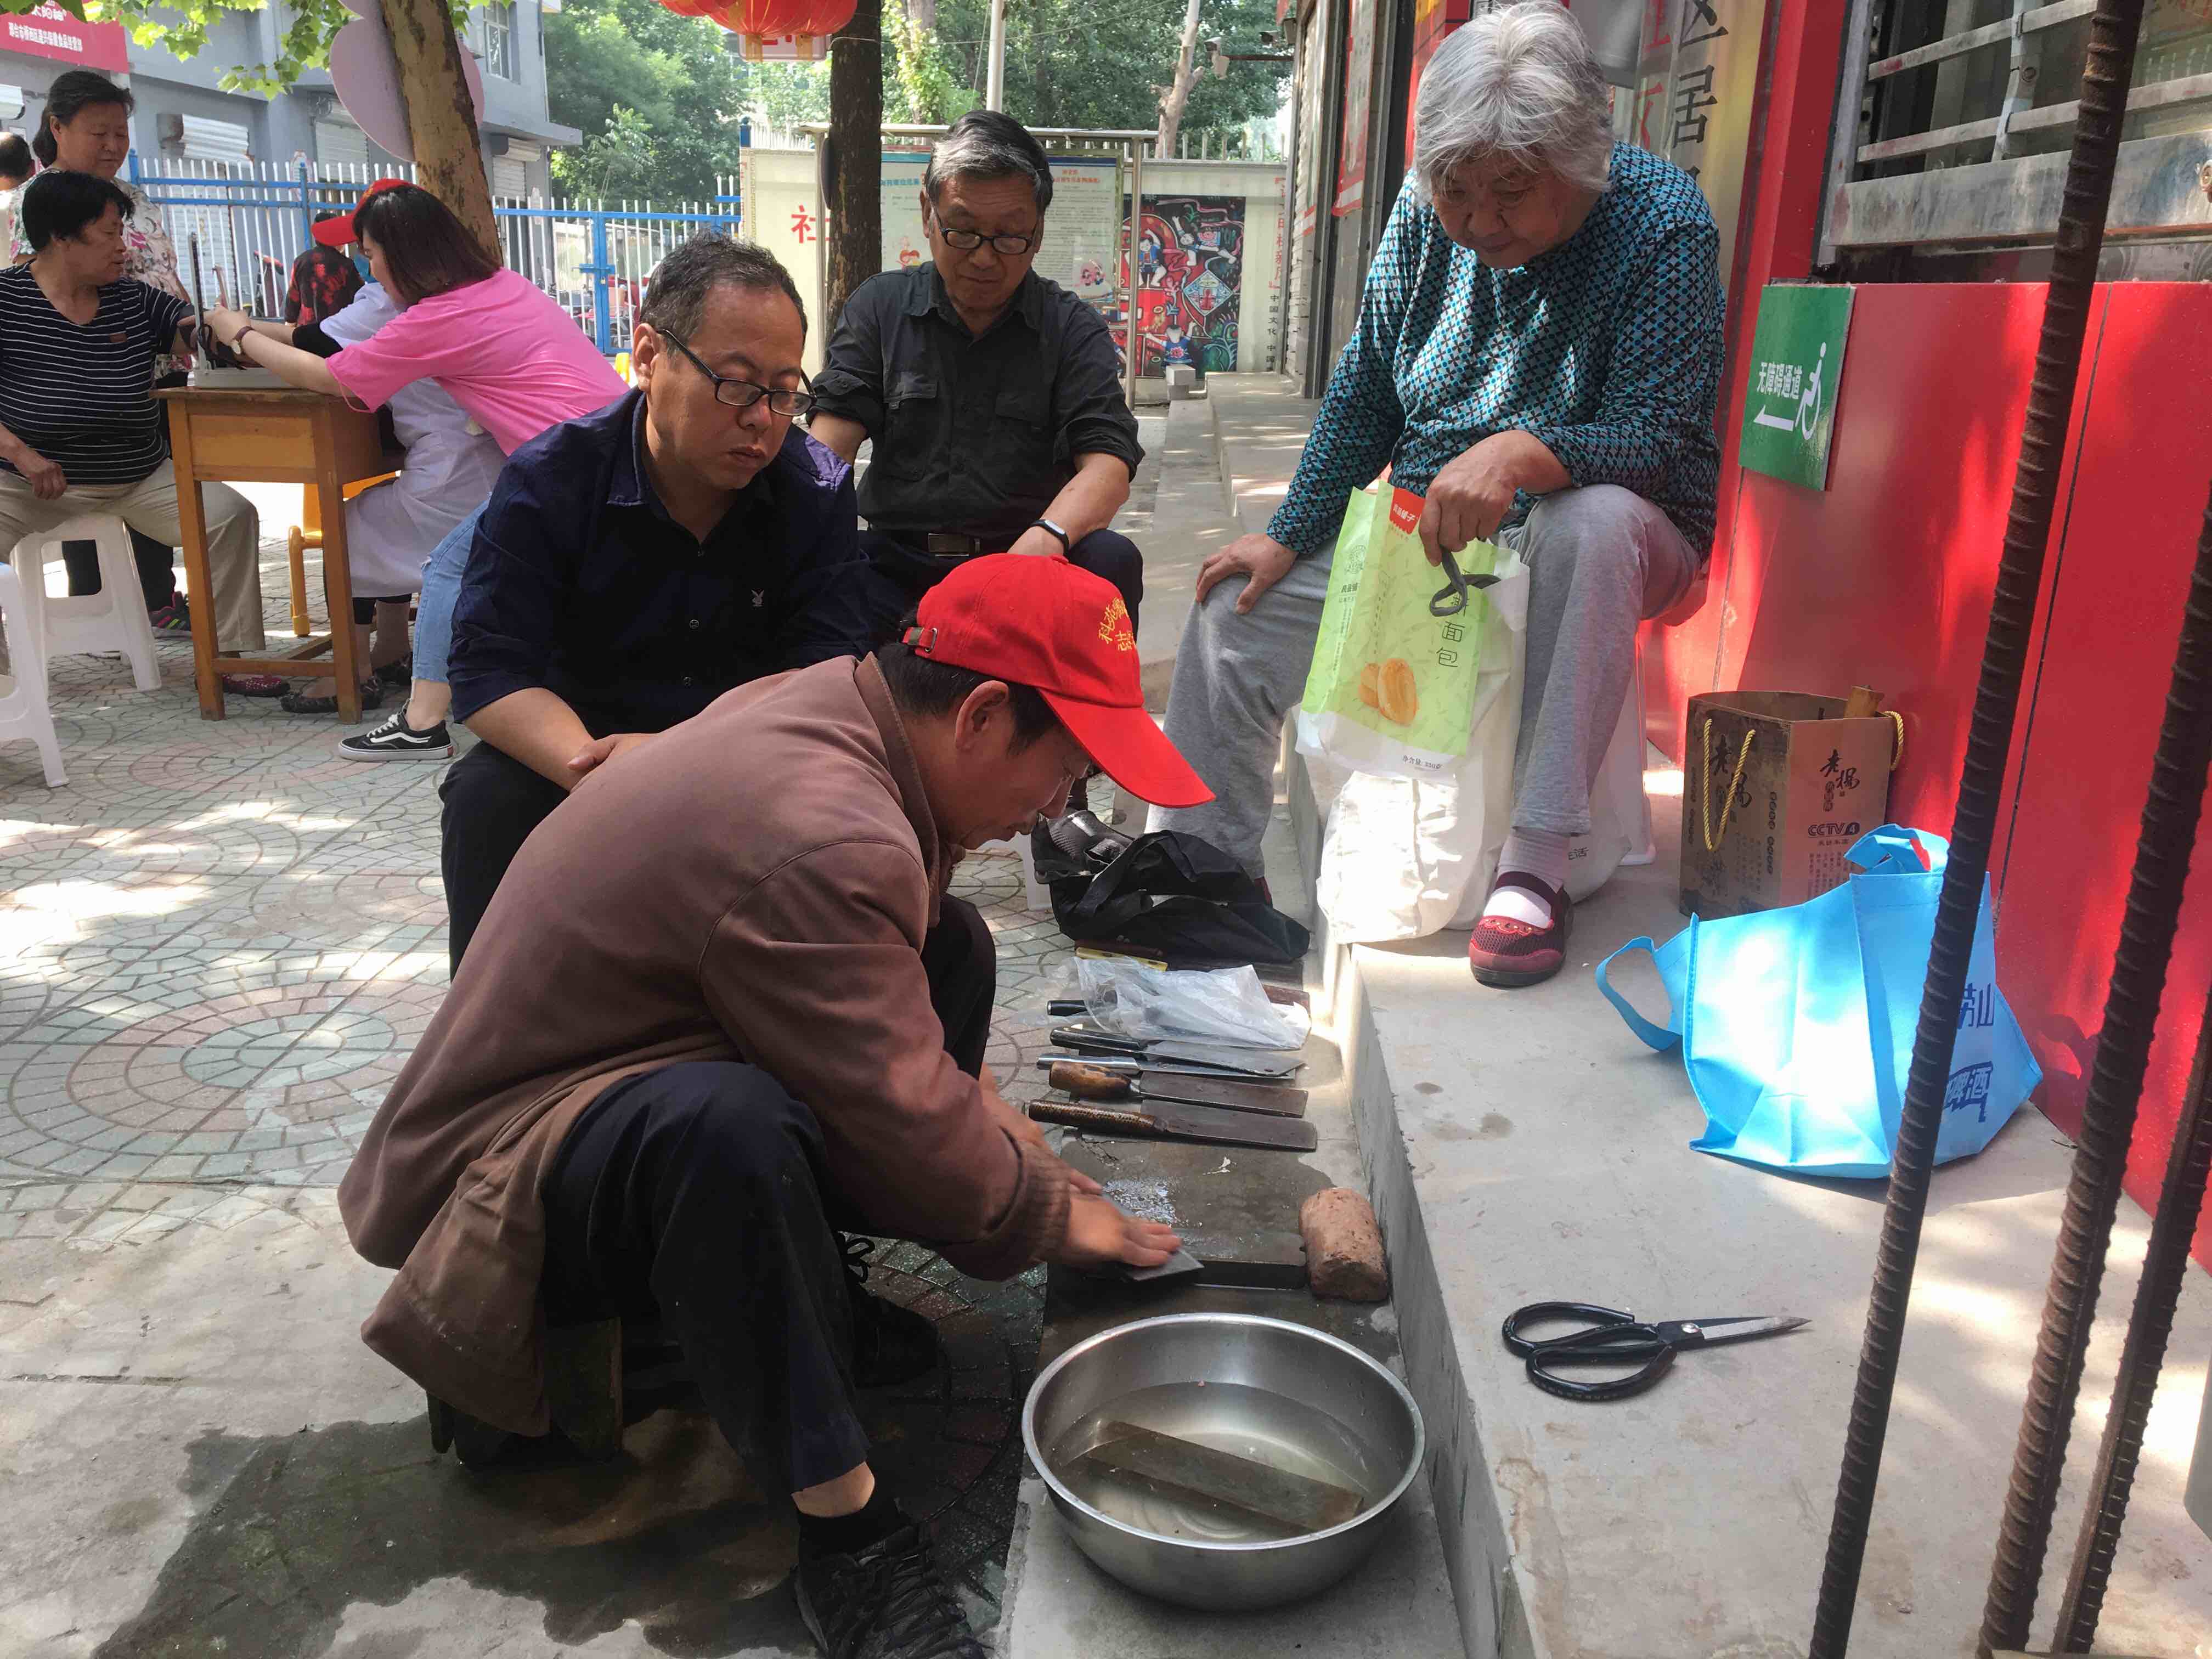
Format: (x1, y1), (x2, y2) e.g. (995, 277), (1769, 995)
(1152, 0), (1724, 988)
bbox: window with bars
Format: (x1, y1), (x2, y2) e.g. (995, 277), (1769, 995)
(482, 0), (517, 80)
(1821, 0), (2212, 274)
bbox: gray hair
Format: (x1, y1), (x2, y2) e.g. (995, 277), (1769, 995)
(641, 234), (807, 339)
(1413, 2), (1616, 200)
(923, 109), (1054, 215)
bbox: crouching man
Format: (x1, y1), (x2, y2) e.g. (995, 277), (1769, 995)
(336, 552), (1206, 1659)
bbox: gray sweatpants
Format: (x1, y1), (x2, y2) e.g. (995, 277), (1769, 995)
(1150, 483), (1697, 876)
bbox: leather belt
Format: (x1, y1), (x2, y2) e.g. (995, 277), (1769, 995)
(924, 532), (989, 557)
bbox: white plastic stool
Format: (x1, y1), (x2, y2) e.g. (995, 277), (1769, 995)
(0, 563), (67, 786)
(9, 514), (161, 692)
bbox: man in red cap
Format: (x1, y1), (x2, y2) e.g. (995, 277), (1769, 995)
(337, 554), (1208, 1659)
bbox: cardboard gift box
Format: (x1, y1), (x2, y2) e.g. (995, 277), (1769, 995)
(1679, 691), (1902, 919)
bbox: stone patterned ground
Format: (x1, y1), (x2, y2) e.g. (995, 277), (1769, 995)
(0, 536), (1109, 1645)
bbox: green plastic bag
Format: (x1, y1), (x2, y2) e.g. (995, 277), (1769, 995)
(1295, 483), (1498, 778)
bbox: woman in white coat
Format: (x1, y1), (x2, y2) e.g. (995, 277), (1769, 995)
(235, 280), (507, 713)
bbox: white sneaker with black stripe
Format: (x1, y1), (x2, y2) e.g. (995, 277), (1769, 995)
(339, 712), (454, 761)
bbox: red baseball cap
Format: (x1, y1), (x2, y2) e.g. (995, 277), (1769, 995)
(313, 177), (409, 248)
(904, 554), (1213, 809)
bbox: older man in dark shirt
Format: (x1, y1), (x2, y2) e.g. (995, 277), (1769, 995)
(439, 236), (876, 970)
(810, 109), (1144, 643)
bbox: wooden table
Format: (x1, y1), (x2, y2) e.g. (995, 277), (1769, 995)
(155, 386), (396, 721)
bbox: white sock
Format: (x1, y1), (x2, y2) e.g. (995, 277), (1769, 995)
(1484, 827), (1570, 927)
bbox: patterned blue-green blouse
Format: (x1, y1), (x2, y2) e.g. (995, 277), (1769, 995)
(1270, 143), (1726, 560)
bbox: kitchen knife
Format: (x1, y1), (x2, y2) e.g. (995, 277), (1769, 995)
(1044, 1059), (1308, 1118)
(1039, 1053), (1306, 1087)
(1031, 1096), (1318, 1152)
(1048, 1025), (1305, 1079)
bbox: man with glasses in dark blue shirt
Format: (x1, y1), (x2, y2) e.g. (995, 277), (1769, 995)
(810, 110), (1146, 647)
(438, 236), (876, 970)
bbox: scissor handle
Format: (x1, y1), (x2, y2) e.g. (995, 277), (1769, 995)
(1525, 1341), (1678, 1403)
(1429, 549), (1501, 618)
(1501, 1301), (1634, 1357)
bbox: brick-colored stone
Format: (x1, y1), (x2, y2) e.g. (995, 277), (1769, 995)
(1299, 1186), (1389, 1301)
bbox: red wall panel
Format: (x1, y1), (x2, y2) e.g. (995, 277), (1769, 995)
(1996, 283), (2212, 1263)
(1685, 283), (2093, 838)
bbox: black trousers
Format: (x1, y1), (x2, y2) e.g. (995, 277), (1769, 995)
(538, 895), (996, 1493)
(63, 528), (178, 610)
(438, 741), (571, 974)
(857, 527), (1144, 648)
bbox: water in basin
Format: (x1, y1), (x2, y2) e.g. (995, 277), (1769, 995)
(1047, 1379), (1385, 1544)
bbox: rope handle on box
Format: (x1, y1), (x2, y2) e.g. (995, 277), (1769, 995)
(1699, 719), (1756, 853)
(1886, 710), (1905, 770)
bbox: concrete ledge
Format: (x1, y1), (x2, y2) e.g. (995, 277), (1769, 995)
(1330, 798), (2212, 1658)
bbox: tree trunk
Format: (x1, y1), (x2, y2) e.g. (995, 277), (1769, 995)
(825, 0), (883, 334)
(376, 0), (500, 260)
(906, 0), (935, 32)
(1155, 0), (1204, 155)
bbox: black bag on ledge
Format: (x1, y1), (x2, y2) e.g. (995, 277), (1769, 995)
(1032, 828), (1310, 968)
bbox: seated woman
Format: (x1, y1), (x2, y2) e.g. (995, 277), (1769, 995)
(1151, 1), (1723, 989)
(233, 276), (506, 714)
(207, 180), (628, 759)
(0, 169), (263, 666)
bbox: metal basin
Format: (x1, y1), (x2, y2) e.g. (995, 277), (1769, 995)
(1022, 1312), (1424, 1611)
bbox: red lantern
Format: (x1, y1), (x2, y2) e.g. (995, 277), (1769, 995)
(708, 0), (848, 58)
(660, 0), (716, 15)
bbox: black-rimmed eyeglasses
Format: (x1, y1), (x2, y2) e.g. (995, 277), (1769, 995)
(929, 209), (1038, 257)
(656, 326), (817, 415)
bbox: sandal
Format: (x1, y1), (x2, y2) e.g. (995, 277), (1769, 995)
(280, 677), (386, 715)
(220, 673), (287, 697)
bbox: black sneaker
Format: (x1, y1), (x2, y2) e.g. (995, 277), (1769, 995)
(373, 653), (415, 690)
(339, 710), (453, 761)
(281, 676), (386, 716)
(797, 1517), (983, 1659)
(844, 1237), (939, 1389)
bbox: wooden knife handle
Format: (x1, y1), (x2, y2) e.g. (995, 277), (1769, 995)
(1049, 1060), (1135, 1100)
(1031, 1100), (1158, 1135)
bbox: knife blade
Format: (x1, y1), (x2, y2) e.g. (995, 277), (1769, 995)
(1043, 1059), (1308, 1118)
(1030, 1096), (1318, 1152)
(1047, 1025), (1305, 1079)
(1040, 1053), (1305, 1088)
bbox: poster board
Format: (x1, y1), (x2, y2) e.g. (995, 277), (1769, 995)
(880, 150), (1126, 309)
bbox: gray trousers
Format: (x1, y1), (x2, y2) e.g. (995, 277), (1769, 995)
(1150, 483), (1697, 876)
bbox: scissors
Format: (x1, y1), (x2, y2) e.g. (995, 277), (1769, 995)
(1430, 547), (1500, 617)
(1500, 1301), (1807, 1403)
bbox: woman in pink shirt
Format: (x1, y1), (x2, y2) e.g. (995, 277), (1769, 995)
(207, 180), (626, 735)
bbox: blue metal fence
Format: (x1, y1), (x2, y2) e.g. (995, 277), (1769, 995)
(127, 154), (742, 357)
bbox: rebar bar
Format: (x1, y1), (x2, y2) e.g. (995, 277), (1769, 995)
(1806, 2), (2147, 1652)
(2044, 494), (2212, 1651)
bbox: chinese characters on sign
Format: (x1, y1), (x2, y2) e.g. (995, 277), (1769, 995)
(1740, 284), (1855, 490)
(1632, 0), (1771, 281)
(790, 207), (816, 245)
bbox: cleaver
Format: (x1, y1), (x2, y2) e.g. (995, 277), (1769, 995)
(1031, 1096), (1317, 1153)
(1044, 1059), (1307, 1119)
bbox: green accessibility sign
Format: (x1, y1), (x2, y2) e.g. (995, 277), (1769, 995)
(1740, 284), (1855, 490)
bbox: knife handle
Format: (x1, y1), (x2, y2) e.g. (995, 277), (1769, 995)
(1031, 1100), (1158, 1135)
(1048, 1060), (1136, 1101)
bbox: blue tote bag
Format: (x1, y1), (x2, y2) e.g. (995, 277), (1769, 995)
(1595, 826), (2041, 1178)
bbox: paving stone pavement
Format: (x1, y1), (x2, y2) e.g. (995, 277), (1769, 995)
(0, 537), (1113, 1650)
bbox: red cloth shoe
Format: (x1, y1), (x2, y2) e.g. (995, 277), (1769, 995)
(1467, 872), (1573, 989)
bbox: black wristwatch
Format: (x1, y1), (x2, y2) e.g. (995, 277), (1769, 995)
(1030, 517), (1071, 552)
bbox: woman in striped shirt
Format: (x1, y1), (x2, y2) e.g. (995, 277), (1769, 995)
(0, 170), (264, 662)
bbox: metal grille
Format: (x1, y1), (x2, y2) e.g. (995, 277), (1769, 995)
(1819, 0), (2212, 259)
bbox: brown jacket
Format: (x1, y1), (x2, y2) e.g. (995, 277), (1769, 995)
(336, 656), (1070, 1432)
